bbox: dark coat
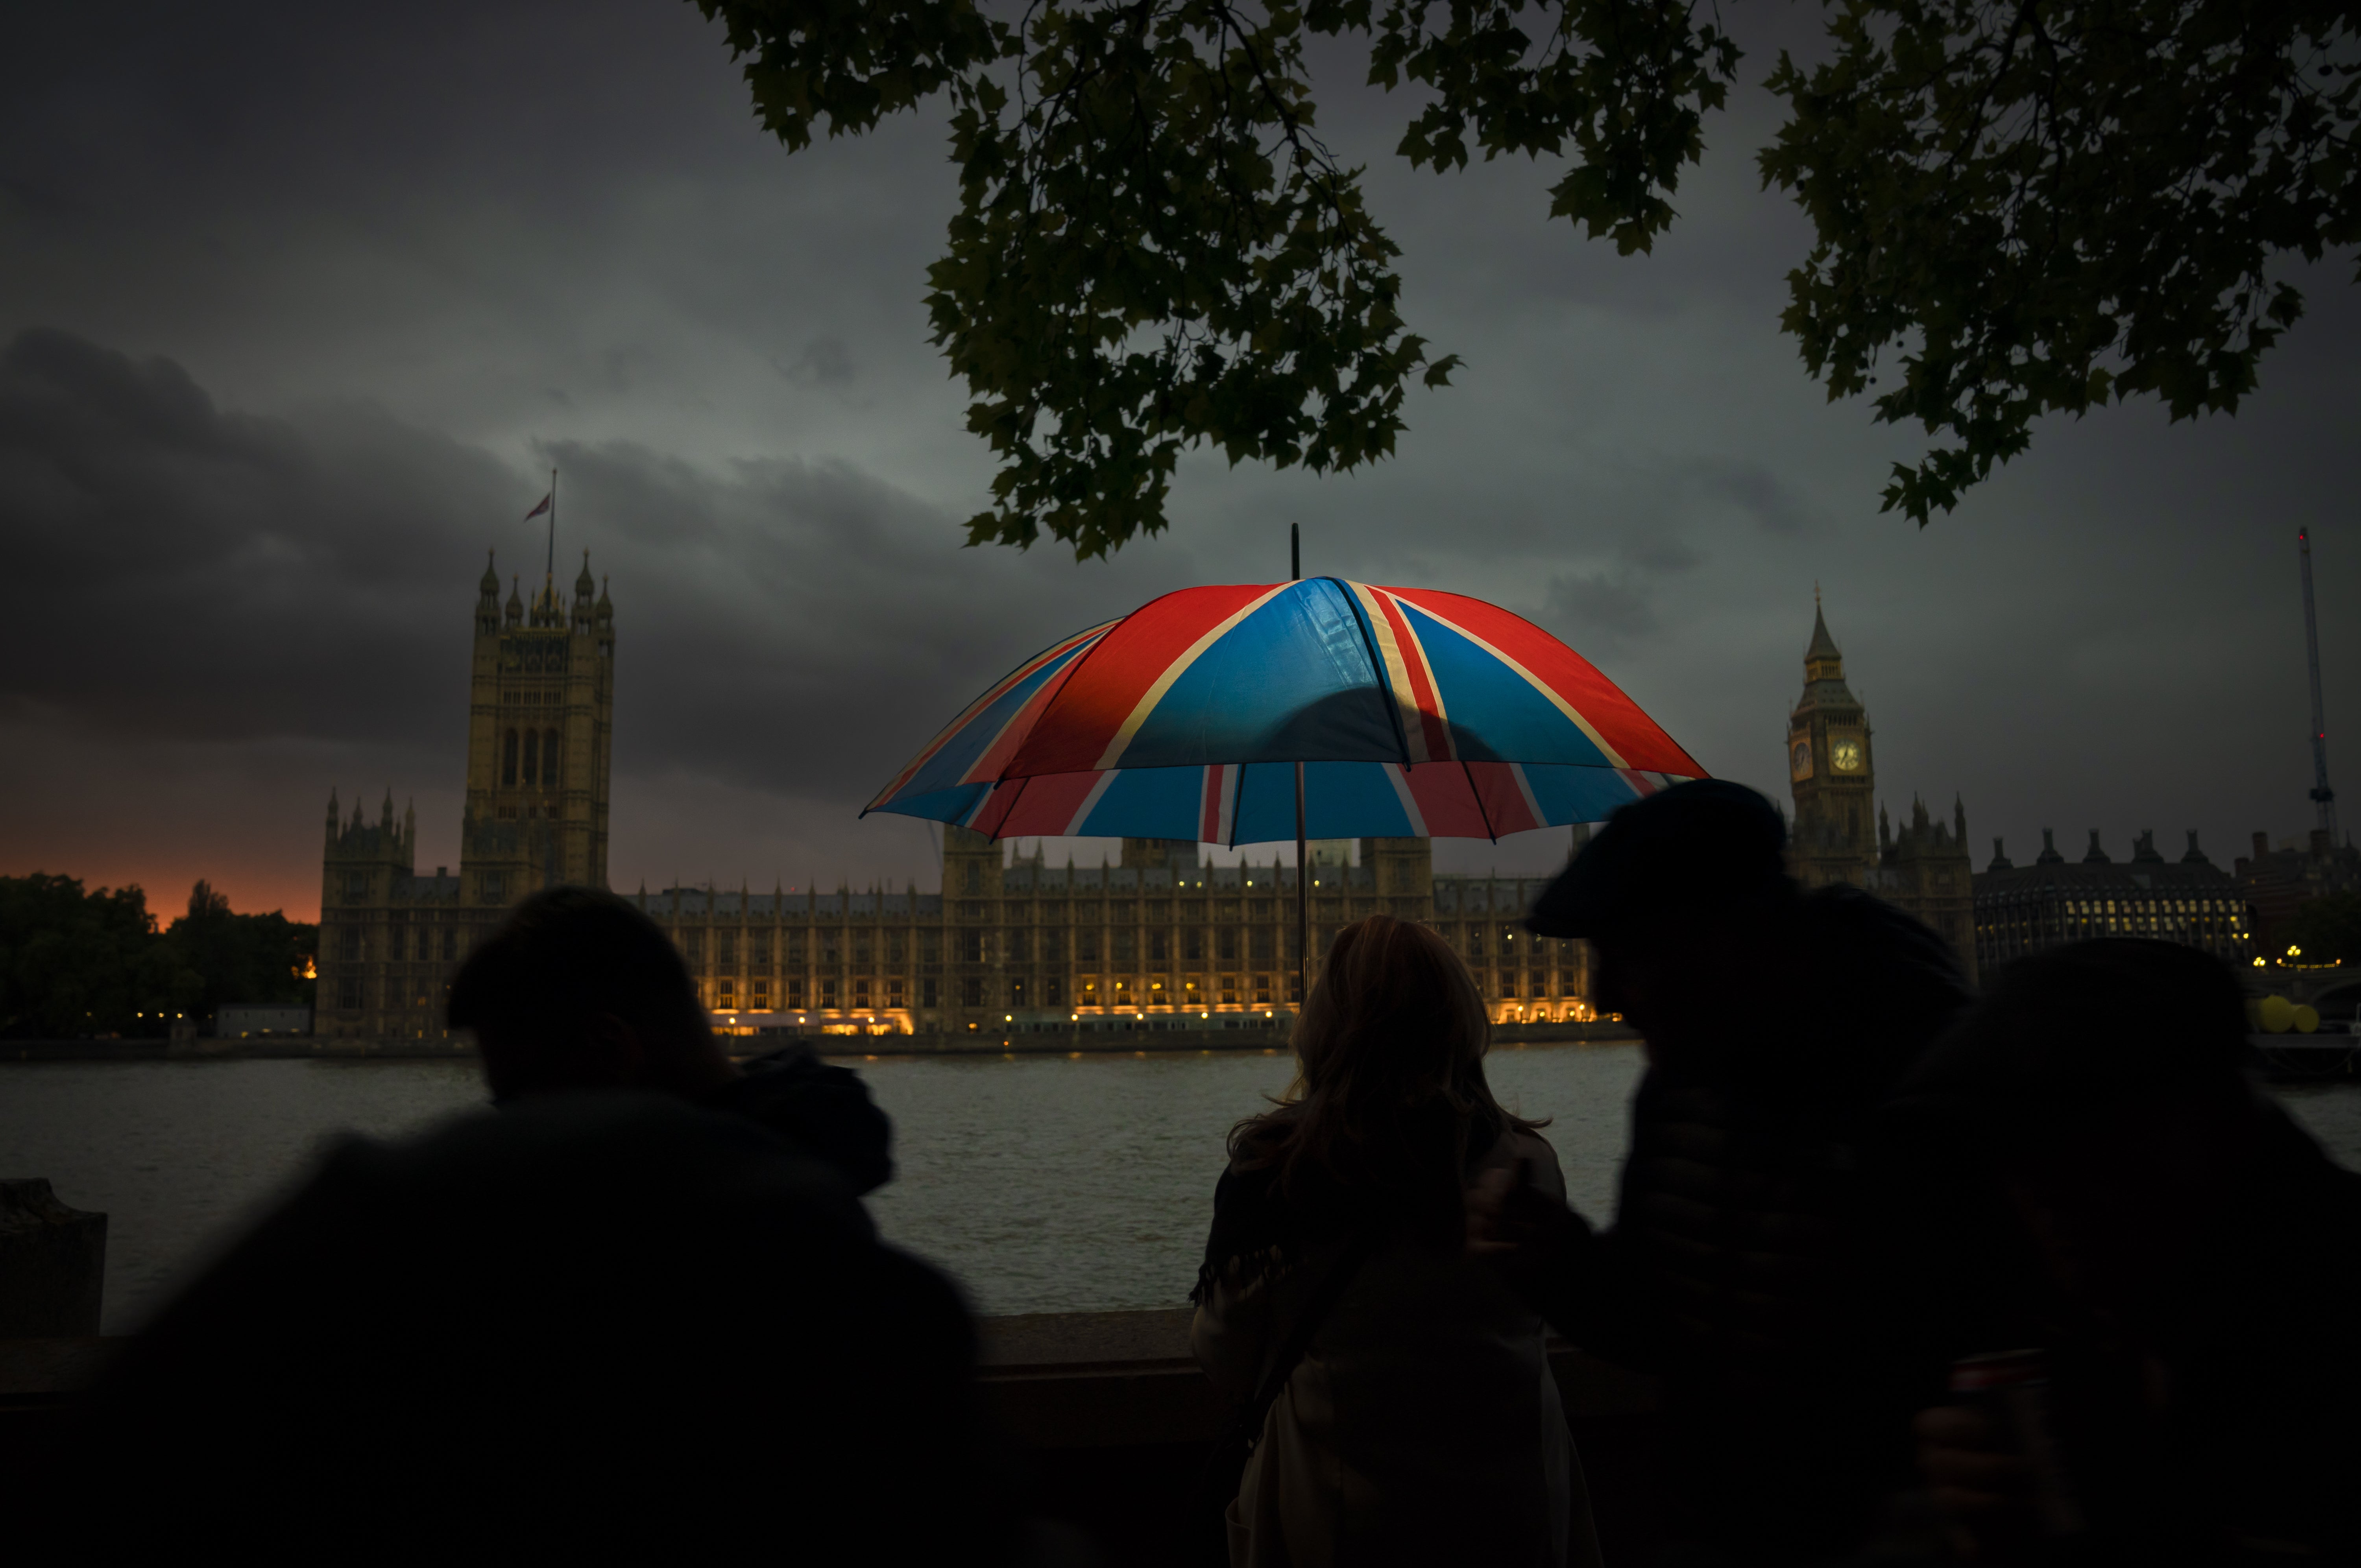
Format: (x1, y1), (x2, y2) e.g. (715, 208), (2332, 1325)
(70, 1094), (1007, 1563)
(1528, 886), (1975, 1557)
(2012, 1103), (2361, 1565)
(703, 1040), (894, 1195)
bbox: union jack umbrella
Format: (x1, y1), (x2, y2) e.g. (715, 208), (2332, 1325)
(863, 577), (1705, 845)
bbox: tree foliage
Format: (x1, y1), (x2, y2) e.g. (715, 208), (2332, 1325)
(168, 880), (320, 1029)
(1763, 0), (2361, 520)
(0, 875), (316, 1040)
(698, 0), (2359, 553)
(2280, 889), (2361, 965)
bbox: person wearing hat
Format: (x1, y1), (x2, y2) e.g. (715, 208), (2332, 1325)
(1894, 939), (2361, 1563)
(1467, 779), (1975, 1562)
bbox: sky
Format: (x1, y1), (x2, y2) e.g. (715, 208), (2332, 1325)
(3, 0), (2355, 926)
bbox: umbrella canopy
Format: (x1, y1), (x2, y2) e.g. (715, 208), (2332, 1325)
(865, 577), (1705, 843)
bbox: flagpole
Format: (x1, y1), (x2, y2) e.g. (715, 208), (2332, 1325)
(545, 467), (557, 590)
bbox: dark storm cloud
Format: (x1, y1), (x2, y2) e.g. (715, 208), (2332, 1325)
(1542, 572), (1659, 645)
(548, 435), (1189, 805)
(0, 328), (1183, 810)
(0, 329), (512, 741)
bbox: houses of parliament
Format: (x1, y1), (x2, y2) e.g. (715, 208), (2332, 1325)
(314, 564), (1976, 1042)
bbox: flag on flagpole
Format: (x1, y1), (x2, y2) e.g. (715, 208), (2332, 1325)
(524, 492), (553, 520)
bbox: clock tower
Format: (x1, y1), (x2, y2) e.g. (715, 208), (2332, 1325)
(1786, 598), (1879, 889)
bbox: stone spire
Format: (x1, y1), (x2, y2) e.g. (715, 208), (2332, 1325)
(506, 576), (524, 625)
(2036, 828), (2064, 864)
(1801, 588), (1849, 690)
(1805, 603), (1842, 666)
(477, 551), (503, 634)
(571, 551), (597, 633)
(2082, 829), (2111, 865)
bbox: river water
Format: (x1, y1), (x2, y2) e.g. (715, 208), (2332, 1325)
(3, 1046), (2356, 1334)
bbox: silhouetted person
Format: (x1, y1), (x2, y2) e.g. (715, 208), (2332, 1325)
(72, 1092), (1017, 1561)
(1193, 915), (1601, 1568)
(1893, 939), (2361, 1563)
(449, 886), (892, 1193)
(1467, 780), (1974, 1562)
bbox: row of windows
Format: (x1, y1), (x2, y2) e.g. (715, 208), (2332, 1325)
(331, 924), (465, 963)
(501, 727), (563, 789)
(946, 861), (1438, 899)
(679, 900), (1536, 929)
(1975, 908), (2252, 967)
(331, 978), (447, 1012)
(678, 937), (1584, 979)
(704, 965), (1584, 1012)
(669, 923), (1574, 964)
(1979, 895), (2239, 915)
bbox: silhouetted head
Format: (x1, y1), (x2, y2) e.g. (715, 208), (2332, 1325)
(1898, 939), (2261, 1326)
(1233, 915), (1537, 1239)
(448, 887), (734, 1103)
(1526, 780), (1795, 1059)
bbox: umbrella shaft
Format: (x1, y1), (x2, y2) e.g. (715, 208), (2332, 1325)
(1295, 759), (1308, 1015)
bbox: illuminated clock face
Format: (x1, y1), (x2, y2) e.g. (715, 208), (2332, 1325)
(1789, 739), (1813, 780)
(1832, 737), (1864, 772)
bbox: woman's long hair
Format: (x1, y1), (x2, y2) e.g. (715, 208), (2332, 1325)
(1229, 914), (1544, 1245)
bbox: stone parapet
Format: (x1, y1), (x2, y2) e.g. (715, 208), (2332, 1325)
(0, 1184), (106, 1337)
(0, 1310), (1660, 1565)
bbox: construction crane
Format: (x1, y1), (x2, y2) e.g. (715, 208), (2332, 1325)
(2299, 528), (2339, 845)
